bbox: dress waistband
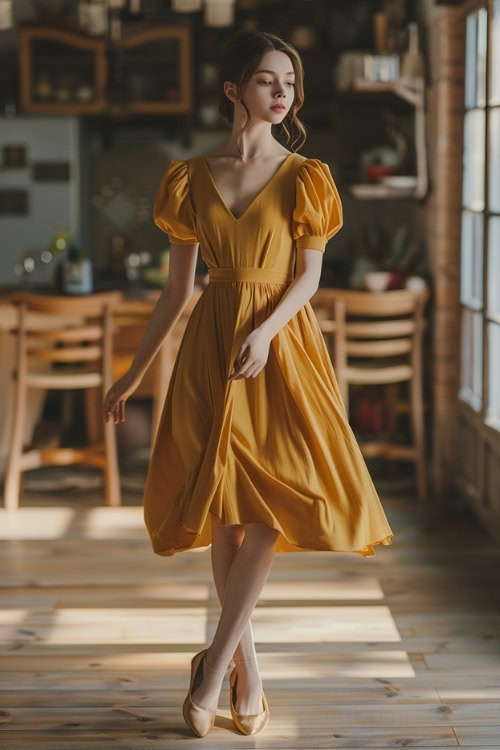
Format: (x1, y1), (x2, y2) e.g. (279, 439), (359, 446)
(207, 267), (293, 284)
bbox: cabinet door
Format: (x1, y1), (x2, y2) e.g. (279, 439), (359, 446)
(116, 26), (192, 114)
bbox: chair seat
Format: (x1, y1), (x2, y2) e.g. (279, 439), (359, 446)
(26, 370), (103, 389)
(345, 363), (413, 384)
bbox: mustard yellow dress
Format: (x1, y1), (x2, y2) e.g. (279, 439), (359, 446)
(143, 152), (394, 558)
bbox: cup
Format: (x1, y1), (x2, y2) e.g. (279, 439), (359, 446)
(364, 271), (391, 292)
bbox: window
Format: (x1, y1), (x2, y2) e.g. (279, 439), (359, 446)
(460, 2), (500, 429)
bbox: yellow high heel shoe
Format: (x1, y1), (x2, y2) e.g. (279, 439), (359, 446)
(182, 648), (218, 737)
(229, 665), (270, 735)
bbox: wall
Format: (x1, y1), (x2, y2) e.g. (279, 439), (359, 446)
(0, 0), (36, 51)
(418, 0), (464, 499)
(0, 116), (82, 285)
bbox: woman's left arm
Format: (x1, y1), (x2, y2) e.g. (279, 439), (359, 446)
(229, 248), (322, 380)
(259, 247), (322, 340)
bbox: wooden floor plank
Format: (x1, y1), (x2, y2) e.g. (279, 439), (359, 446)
(0, 733), (476, 750)
(0, 492), (499, 748)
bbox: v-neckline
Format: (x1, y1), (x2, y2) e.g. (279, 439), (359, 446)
(201, 153), (294, 222)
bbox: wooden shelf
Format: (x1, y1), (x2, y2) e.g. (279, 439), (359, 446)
(121, 55), (177, 64)
(35, 55), (95, 65)
(349, 183), (417, 200)
(350, 77), (425, 106)
(342, 77), (428, 200)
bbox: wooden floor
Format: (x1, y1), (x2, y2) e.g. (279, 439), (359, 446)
(1, 474), (500, 749)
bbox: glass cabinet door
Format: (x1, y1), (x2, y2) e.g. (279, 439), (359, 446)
(117, 27), (192, 114)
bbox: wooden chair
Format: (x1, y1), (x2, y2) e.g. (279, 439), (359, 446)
(311, 286), (430, 501)
(90, 288), (204, 447)
(3, 291), (123, 511)
(111, 298), (175, 446)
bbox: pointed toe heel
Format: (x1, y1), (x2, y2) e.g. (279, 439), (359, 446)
(182, 649), (217, 737)
(229, 666), (270, 735)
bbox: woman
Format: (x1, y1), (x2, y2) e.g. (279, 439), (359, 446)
(103, 29), (394, 738)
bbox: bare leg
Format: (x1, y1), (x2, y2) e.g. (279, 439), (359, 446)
(208, 515), (265, 713)
(191, 518), (280, 712)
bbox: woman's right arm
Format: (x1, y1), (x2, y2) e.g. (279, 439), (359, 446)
(103, 242), (199, 423)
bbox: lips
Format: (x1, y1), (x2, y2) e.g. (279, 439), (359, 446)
(271, 106), (286, 111)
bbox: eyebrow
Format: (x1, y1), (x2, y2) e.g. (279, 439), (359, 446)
(254, 69), (295, 76)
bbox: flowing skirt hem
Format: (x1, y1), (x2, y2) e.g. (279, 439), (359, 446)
(148, 512), (394, 559)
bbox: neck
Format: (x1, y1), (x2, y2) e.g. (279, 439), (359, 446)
(226, 120), (279, 160)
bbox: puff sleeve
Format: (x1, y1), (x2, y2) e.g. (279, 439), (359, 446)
(292, 158), (343, 252)
(153, 159), (199, 244)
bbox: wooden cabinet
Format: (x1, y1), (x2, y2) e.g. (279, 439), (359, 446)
(19, 24), (107, 114)
(114, 26), (192, 115)
(18, 23), (193, 118)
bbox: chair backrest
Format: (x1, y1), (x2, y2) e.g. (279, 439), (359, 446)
(311, 287), (429, 365)
(112, 299), (156, 341)
(8, 291), (123, 373)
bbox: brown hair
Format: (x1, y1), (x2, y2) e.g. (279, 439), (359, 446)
(217, 30), (307, 153)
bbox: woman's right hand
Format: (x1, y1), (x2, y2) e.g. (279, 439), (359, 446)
(103, 371), (139, 424)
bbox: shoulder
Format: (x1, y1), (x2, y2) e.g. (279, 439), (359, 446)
(184, 155), (206, 174)
(160, 158), (189, 176)
(163, 158), (199, 173)
(155, 159), (192, 200)
(294, 157), (336, 189)
(160, 159), (192, 185)
(295, 155), (329, 171)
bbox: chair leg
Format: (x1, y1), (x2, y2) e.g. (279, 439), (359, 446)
(103, 420), (121, 507)
(409, 373), (427, 502)
(61, 390), (73, 436)
(85, 386), (103, 444)
(4, 380), (27, 512)
(385, 383), (399, 481)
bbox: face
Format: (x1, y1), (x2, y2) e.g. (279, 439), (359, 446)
(225, 50), (296, 123)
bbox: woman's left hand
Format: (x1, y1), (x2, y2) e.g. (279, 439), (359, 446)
(229, 327), (271, 380)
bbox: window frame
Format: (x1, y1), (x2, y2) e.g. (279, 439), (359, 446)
(459, 0), (500, 438)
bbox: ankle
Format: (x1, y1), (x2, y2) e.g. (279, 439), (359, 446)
(204, 649), (229, 673)
(233, 655), (260, 674)
(234, 655), (258, 664)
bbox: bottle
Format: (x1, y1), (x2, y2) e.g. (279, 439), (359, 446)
(87, 0), (108, 36)
(400, 22), (425, 79)
(62, 245), (94, 295)
(78, 1), (90, 30)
